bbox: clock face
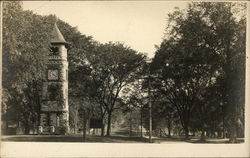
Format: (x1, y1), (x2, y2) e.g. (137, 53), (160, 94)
(48, 69), (59, 80)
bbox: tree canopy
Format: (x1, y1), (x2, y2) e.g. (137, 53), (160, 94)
(150, 2), (246, 141)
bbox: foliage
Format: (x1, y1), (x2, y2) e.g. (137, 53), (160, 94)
(86, 42), (146, 136)
(151, 2), (246, 140)
(2, 1), (48, 133)
(2, 1), (97, 133)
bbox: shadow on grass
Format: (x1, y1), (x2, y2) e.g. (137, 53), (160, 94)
(190, 138), (244, 144)
(113, 129), (140, 136)
(2, 134), (244, 144)
(153, 136), (244, 144)
(1, 135), (149, 143)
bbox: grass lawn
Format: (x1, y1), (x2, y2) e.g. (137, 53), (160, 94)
(1, 134), (149, 143)
(1, 134), (244, 144)
(1, 127), (244, 143)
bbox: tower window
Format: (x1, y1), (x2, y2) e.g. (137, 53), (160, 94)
(65, 88), (68, 99)
(66, 70), (68, 80)
(49, 46), (59, 56)
(48, 84), (60, 101)
(56, 114), (60, 126)
(46, 113), (50, 126)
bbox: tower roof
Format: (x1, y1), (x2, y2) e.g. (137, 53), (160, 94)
(50, 23), (67, 45)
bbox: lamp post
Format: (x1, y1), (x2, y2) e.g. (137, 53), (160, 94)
(146, 59), (153, 143)
(136, 59), (168, 143)
(147, 60), (169, 143)
(148, 73), (153, 143)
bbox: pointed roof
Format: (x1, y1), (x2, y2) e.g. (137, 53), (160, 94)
(50, 23), (67, 45)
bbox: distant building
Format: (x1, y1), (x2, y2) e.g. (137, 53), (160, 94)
(38, 23), (69, 134)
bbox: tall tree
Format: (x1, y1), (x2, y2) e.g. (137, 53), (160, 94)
(86, 42), (146, 136)
(2, 1), (49, 133)
(151, 2), (246, 140)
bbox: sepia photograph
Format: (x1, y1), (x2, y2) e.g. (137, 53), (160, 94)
(1, 0), (249, 157)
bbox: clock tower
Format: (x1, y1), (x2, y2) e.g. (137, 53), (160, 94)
(38, 23), (69, 134)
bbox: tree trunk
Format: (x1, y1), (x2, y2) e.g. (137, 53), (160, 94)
(184, 126), (189, 139)
(101, 122), (105, 137)
(178, 128), (181, 136)
(74, 108), (78, 134)
(229, 118), (237, 143)
(24, 126), (30, 135)
(228, 89), (237, 142)
(129, 118), (132, 137)
(200, 127), (206, 141)
(5, 106), (9, 135)
(222, 114), (225, 138)
(206, 130), (210, 137)
(168, 128), (171, 137)
(100, 106), (106, 137)
(167, 120), (171, 137)
(106, 112), (112, 136)
(83, 110), (87, 142)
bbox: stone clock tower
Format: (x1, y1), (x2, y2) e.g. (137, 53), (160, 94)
(38, 23), (69, 134)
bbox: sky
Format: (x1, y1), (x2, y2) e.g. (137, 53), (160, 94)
(23, 1), (188, 58)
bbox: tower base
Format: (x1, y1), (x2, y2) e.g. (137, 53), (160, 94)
(39, 112), (69, 135)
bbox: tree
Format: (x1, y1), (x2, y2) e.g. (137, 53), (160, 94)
(2, 1), (49, 133)
(86, 42), (146, 136)
(123, 78), (148, 137)
(151, 94), (178, 137)
(193, 2), (246, 142)
(151, 2), (246, 141)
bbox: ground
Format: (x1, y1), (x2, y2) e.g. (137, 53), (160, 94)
(1, 128), (244, 143)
